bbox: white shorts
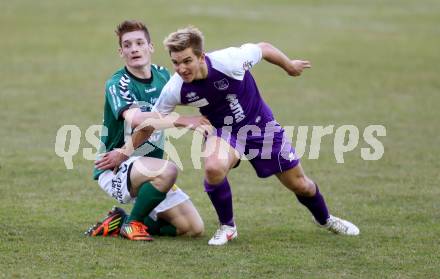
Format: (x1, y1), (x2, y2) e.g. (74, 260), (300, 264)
(98, 156), (190, 221)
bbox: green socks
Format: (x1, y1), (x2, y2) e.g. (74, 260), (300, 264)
(143, 216), (177, 236)
(159, 224), (177, 236)
(125, 181), (177, 236)
(126, 182), (166, 223)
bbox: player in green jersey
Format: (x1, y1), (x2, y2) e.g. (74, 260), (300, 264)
(86, 20), (207, 240)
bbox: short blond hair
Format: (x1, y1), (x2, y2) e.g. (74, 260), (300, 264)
(163, 26), (204, 57)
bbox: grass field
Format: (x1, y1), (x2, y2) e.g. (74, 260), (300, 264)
(1, 0), (439, 278)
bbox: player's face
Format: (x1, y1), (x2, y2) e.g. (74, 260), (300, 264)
(119, 30), (153, 69)
(170, 48), (205, 83)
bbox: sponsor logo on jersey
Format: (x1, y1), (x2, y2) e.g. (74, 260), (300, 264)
(186, 92), (199, 102)
(145, 87), (157, 93)
(243, 60), (254, 71)
(226, 94), (245, 123)
(214, 78), (229, 90)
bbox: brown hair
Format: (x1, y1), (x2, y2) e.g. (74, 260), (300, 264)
(163, 26), (204, 57)
(115, 20), (151, 47)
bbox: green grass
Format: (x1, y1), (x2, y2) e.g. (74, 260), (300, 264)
(1, 0), (439, 278)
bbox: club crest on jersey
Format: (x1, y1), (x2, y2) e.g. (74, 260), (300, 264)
(214, 78), (229, 90)
(186, 92), (199, 102)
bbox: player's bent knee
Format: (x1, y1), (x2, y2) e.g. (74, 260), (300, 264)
(204, 161), (227, 184)
(189, 227), (204, 237)
(176, 222), (191, 236)
(183, 223), (204, 237)
(189, 220), (204, 237)
(162, 161), (178, 181)
(152, 162), (178, 192)
(291, 176), (315, 196)
(176, 219), (204, 237)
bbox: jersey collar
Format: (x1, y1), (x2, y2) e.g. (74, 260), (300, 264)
(124, 67), (153, 84)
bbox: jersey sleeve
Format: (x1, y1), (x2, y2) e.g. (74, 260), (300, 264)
(153, 64), (171, 82)
(208, 43), (262, 80)
(236, 43), (263, 69)
(152, 73), (182, 115)
(104, 79), (136, 120)
(161, 66), (171, 81)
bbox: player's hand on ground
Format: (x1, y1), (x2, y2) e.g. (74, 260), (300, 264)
(95, 149), (128, 173)
(286, 60), (311, 76)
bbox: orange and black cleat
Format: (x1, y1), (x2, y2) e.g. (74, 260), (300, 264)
(85, 206), (127, 237)
(120, 221), (153, 241)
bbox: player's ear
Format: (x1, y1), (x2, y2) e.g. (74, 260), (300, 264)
(148, 42), (154, 53)
(199, 52), (205, 62)
(118, 47), (123, 58)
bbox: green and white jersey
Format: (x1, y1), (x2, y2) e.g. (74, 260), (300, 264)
(93, 65), (170, 180)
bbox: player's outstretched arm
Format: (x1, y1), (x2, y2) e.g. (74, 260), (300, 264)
(95, 109), (212, 171)
(94, 108), (164, 171)
(257, 42), (311, 76)
(127, 111), (213, 151)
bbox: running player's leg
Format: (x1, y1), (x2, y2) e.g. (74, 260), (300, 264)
(276, 164), (359, 235)
(203, 135), (239, 226)
(247, 125), (359, 236)
(276, 164), (329, 224)
(203, 135), (240, 245)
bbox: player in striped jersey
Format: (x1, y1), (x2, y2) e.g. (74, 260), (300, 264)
(88, 20), (205, 240)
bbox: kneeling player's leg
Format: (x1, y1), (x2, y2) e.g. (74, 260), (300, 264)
(203, 135), (240, 227)
(127, 157), (178, 223)
(156, 200), (204, 237)
(276, 164), (329, 225)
